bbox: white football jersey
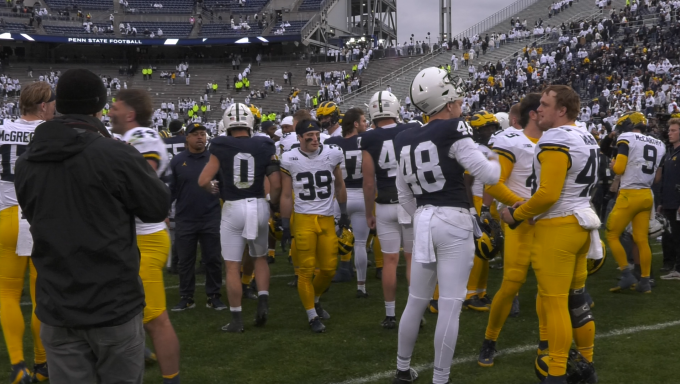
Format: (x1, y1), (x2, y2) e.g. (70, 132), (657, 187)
(532, 125), (600, 220)
(616, 132), (666, 189)
(491, 130), (538, 199)
(122, 127), (170, 235)
(280, 143), (344, 216)
(471, 144), (493, 197)
(488, 126), (523, 147)
(0, 118), (42, 211)
(277, 132), (298, 156)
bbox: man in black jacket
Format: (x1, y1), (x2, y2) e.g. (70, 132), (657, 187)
(14, 68), (170, 384)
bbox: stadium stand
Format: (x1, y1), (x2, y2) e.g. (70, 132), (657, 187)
(0, 22), (35, 32)
(298, 0), (321, 12)
(43, 23), (112, 35)
(199, 22), (263, 37)
(124, 0), (193, 14)
(340, 0), (627, 107)
(43, 0), (113, 11)
(203, 0), (269, 14)
(270, 20), (306, 35)
(126, 21), (193, 37)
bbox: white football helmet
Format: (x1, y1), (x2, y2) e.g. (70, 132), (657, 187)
(368, 91), (400, 121)
(222, 103), (254, 136)
(495, 112), (510, 129)
(649, 213), (669, 238)
(410, 67), (466, 116)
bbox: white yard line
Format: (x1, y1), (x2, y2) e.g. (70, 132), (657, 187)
(330, 320), (680, 384)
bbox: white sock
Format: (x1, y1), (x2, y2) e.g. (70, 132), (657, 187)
(385, 301), (396, 317)
(358, 284), (366, 293)
(258, 291), (269, 296)
(314, 296), (320, 304)
(230, 306), (242, 312)
(306, 308), (318, 321)
(396, 354), (411, 372)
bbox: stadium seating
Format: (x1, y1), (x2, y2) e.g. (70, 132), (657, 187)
(127, 22), (193, 37)
(270, 20), (306, 35)
(43, 24), (112, 35)
(203, 0), (269, 14)
(0, 22), (35, 32)
(199, 22), (263, 37)
(124, 0), (193, 14)
(298, 0), (321, 12)
(43, 0), (113, 11)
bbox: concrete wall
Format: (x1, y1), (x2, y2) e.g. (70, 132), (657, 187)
(326, 0), (349, 34)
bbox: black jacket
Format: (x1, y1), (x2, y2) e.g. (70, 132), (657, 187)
(15, 115), (170, 328)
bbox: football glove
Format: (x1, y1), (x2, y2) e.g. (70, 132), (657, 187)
(338, 213), (351, 230)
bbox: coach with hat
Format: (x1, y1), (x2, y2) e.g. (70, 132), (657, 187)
(169, 123), (225, 312)
(14, 68), (170, 383)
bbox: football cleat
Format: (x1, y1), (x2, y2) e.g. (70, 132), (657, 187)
(356, 289), (369, 298)
(428, 299), (439, 314)
(381, 316), (397, 329)
(221, 321), (244, 333)
(463, 295), (490, 312)
(610, 269), (638, 292)
(206, 295), (228, 310)
(480, 294), (493, 307)
(242, 284), (258, 300)
(309, 316), (326, 333)
(315, 302), (330, 319)
(375, 267), (383, 280)
(10, 362), (31, 384)
(478, 339), (497, 367)
(288, 275), (298, 287)
(509, 295), (520, 317)
(661, 270), (680, 280)
(144, 348), (157, 366)
(171, 296), (195, 312)
(255, 295), (269, 326)
(392, 367), (418, 384)
(31, 362), (48, 382)
(635, 277), (652, 293)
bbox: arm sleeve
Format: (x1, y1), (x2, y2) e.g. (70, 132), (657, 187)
(484, 155), (524, 206)
(512, 149), (568, 221)
(448, 137), (500, 186)
(612, 140), (629, 175)
(396, 161), (417, 217)
(113, 144), (170, 223)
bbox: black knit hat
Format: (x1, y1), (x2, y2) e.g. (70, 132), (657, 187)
(168, 119), (184, 133)
(56, 69), (108, 115)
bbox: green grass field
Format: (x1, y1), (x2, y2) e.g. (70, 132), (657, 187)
(1, 241), (679, 384)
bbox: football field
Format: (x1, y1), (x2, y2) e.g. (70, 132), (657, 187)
(2, 242), (679, 384)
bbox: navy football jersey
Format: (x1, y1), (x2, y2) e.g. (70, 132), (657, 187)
(358, 123), (420, 203)
(209, 136), (277, 201)
(394, 118), (472, 209)
(163, 134), (186, 161)
(324, 134), (363, 189)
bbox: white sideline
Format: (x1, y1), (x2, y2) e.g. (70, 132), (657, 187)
(329, 320), (680, 384)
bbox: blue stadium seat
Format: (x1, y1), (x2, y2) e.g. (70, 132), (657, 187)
(199, 22), (263, 37)
(127, 21), (193, 37)
(43, 23), (111, 35)
(124, 0), (192, 14)
(44, 0), (113, 11)
(202, 0), (269, 14)
(298, 0), (321, 12)
(0, 22), (35, 32)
